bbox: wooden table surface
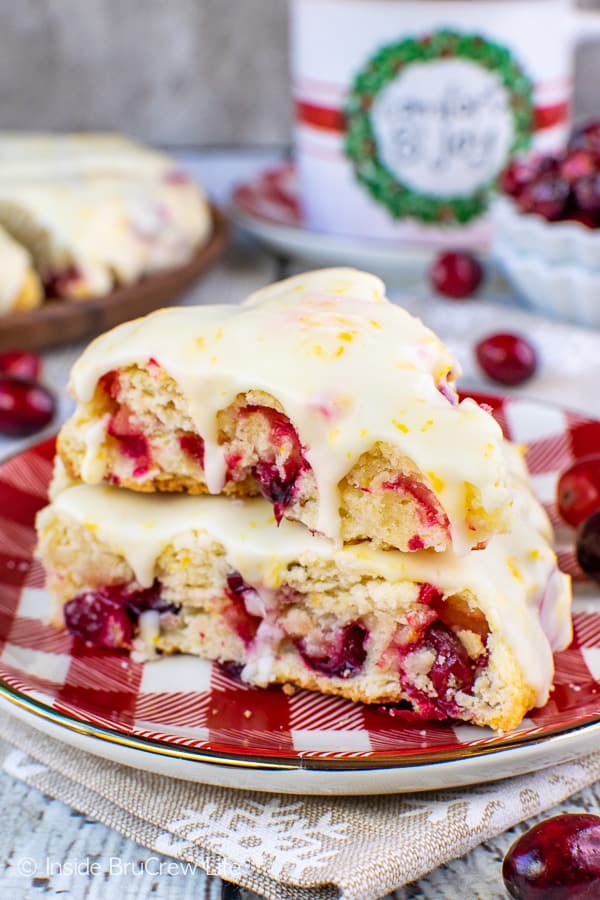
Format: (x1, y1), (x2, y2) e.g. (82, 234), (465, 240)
(2, 149), (600, 900)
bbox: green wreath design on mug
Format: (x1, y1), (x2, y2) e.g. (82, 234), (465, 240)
(345, 30), (534, 224)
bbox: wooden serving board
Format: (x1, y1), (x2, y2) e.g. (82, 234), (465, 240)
(0, 204), (228, 352)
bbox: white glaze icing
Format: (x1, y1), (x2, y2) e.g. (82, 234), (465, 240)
(68, 268), (509, 552)
(0, 132), (174, 181)
(78, 415), (111, 483)
(48, 457), (76, 501)
(39, 457), (572, 706)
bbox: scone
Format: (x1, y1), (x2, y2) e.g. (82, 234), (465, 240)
(0, 174), (211, 300)
(57, 268), (510, 554)
(0, 132), (177, 181)
(0, 223), (42, 314)
(36, 444), (572, 733)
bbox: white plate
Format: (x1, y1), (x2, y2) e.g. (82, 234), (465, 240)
(2, 392), (600, 795)
(231, 163), (449, 277)
(4, 689), (600, 795)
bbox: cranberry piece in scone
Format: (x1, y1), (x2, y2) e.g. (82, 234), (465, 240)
(224, 572), (263, 645)
(63, 581), (175, 649)
(295, 621), (368, 679)
(107, 406), (151, 477)
(230, 404), (311, 522)
(64, 589), (134, 649)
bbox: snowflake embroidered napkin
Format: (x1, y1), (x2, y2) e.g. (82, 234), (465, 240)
(3, 715), (600, 900)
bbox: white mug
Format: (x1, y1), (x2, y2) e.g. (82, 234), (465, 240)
(291, 0), (600, 249)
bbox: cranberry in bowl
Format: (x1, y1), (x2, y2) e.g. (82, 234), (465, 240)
(492, 123), (600, 327)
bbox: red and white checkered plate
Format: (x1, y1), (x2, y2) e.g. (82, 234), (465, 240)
(2, 392), (600, 793)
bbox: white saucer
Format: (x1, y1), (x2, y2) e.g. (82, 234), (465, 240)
(231, 163), (449, 277)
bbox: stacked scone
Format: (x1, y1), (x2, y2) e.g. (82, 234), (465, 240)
(0, 132), (212, 311)
(36, 268), (572, 731)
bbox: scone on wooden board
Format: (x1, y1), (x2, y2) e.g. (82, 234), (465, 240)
(0, 131), (212, 309)
(57, 268), (511, 554)
(0, 175), (211, 300)
(36, 442), (572, 733)
(0, 131), (176, 181)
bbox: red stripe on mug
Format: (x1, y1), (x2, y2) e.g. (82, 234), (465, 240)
(533, 100), (570, 130)
(295, 101), (346, 132)
(296, 99), (569, 133)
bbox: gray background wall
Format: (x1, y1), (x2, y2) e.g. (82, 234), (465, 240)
(1, 0), (599, 147)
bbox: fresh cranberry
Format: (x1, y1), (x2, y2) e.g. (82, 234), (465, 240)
(559, 151), (596, 184)
(224, 572), (262, 645)
(64, 590), (133, 649)
(536, 156), (561, 178)
(0, 376), (55, 437)
(296, 621), (367, 678)
(475, 333), (537, 386)
(0, 351), (42, 380)
(517, 174), (570, 221)
(576, 510), (600, 582)
(429, 251), (484, 299)
(573, 173), (600, 216)
(500, 159), (541, 197)
(502, 814), (600, 899)
(557, 457), (600, 527)
(565, 211), (597, 229)
(569, 121), (600, 157)
(179, 433), (205, 467)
